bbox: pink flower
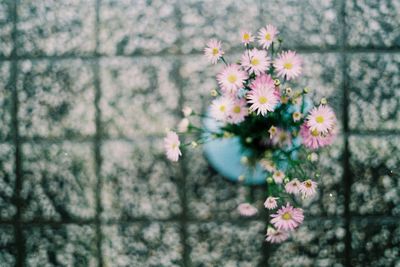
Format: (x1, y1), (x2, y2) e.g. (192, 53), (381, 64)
(300, 179), (318, 198)
(257, 25), (279, 49)
(237, 203), (258, 217)
(210, 96), (233, 122)
(274, 50), (302, 80)
(285, 179), (301, 195)
(204, 39), (224, 64)
(270, 128), (292, 148)
(241, 49), (270, 75)
(241, 31), (254, 45)
(217, 64), (248, 94)
(272, 170), (285, 184)
(247, 75), (279, 116)
(271, 203), (304, 231)
(300, 124), (336, 150)
(164, 131), (182, 162)
(264, 197), (279, 210)
(227, 98), (248, 124)
(260, 159), (276, 173)
(265, 227), (289, 243)
(306, 105), (336, 134)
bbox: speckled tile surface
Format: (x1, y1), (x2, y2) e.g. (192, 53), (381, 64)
(0, 0), (399, 266)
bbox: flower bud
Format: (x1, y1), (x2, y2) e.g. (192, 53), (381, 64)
(303, 87), (310, 94)
(191, 141), (198, 148)
(320, 98), (327, 105)
(274, 79), (281, 86)
(240, 156), (249, 165)
(266, 177), (274, 184)
(283, 178), (290, 184)
(210, 89), (218, 97)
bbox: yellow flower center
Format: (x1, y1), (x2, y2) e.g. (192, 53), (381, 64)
(219, 105), (226, 112)
(172, 143), (177, 149)
(212, 48), (219, 56)
(233, 106), (241, 114)
(243, 33), (250, 40)
(311, 129), (319, 137)
(284, 62), (293, 69)
(316, 116), (325, 123)
(251, 58), (260, 66)
(227, 74), (237, 83)
(265, 33), (271, 41)
(282, 212), (292, 220)
(305, 180), (312, 188)
(259, 96), (268, 104)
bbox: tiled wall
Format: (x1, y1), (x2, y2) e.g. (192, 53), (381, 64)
(0, 0), (399, 266)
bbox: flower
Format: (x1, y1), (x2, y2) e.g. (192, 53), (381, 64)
(258, 24), (279, 49)
(309, 153), (318, 162)
(182, 106), (192, 117)
(274, 50), (302, 80)
(300, 179), (318, 198)
(265, 227), (289, 243)
(164, 131), (181, 162)
(270, 128), (292, 147)
(306, 105), (336, 134)
(217, 64), (248, 94)
(237, 203), (258, 217)
(241, 49), (270, 75)
(273, 170), (285, 184)
(268, 126), (278, 138)
(241, 30), (254, 45)
(177, 118), (189, 133)
(247, 75), (279, 116)
(210, 96), (233, 122)
(228, 98), (248, 124)
(271, 203), (304, 231)
(285, 179), (301, 195)
(204, 39), (224, 64)
(300, 124), (336, 149)
(264, 197), (279, 210)
(260, 159), (276, 173)
(292, 111), (302, 122)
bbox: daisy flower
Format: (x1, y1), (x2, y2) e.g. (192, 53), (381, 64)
(273, 170), (285, 184)
(271, 203), (304, 231)
(247, 78), (279, 116)
(260, 159), (276, 173)
(250, 73), (275, 90)
(285, 179), (301, 195)
(177, 118), (189, 133)
(300, 124), (336, 150)
(268, 126), (278, 138)
(164, 131), (182, 162)
(228, 99), (248, 124)
(258, 24), (279, 49)
(237, 203), (258, 217)
(292, 111), (302, 122)
(306, 105), (336, 134)
(274, 50), (302, 80)
(265, 227), (289, 243)
(241, 49), (270, 75)
(241, 30), (254, 45)
(204, 39), (224, 64)
(210, 96), (233, 122)
(264, 197), (279, 210)
(217, 64), (248, 94)
(300, 179), (318, 198)
(270, 128), (292, 147)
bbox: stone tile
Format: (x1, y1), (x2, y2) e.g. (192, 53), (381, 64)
(0, 2), (13, 57)
(187, 221), (264, 267)
(17, 0), (95, 56)
(0, 62), (11, 142)
(0, 144), (16, 220)
(101, 140), (181, 220)
(102, 223), (182, 267)
(348, 54), (400, 131)
(21, 142), (96, 221)
(180, 0), (261, 54)
(185, 149), (264, 220)
(100, 57), (179, 139)
(301, 137), (345, 217)
(99, 0), (180, 55)
(17, 59), (96, 138)
(268, 219), (346, 267)
(298, 53), (343, 125)
(24, 225), (98, 267)
(350, 221), (400, 267)
(349, 136), (400, 216)
(0, 225), (16, 267)
(259, 0), (340, 48)
(346, 0), (400, 48)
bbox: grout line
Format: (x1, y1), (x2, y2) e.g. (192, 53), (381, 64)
(94, 0), (104, 267)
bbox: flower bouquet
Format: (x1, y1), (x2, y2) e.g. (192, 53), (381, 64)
(164, 25), (337, 243)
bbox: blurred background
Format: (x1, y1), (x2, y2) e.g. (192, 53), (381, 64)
(0, 0), (399, 266)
